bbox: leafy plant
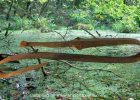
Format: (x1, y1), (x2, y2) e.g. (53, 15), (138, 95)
(33, 17), (48, 28)
(72, 23), (94, 30)
(47, 23), (59, 30)
(11, 16), (33, 30)
(70, 9), (92, 24)
(82, 0), (140, 32)
(112, 16), (139, 33)
(39, 0), (48, 4)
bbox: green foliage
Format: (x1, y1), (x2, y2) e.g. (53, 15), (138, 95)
(52, 15), (65, 25)
(33, 17), (48, 28)
(47, 23), (59, 30)
(39, 0), (48, 4)
(70, 9), (92, 24)
(1, 0), (140, 33)
(40, 23), (59, 33)
(11, 16), (33, 30)
(112, 16), (139, 33)
(82, 0), (140, 32)
(135, 6), (140, 27)
(72, 23), (94, 30)
(0, 17), (7, 30)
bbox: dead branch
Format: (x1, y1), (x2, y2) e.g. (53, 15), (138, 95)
(0, 52), (140, 64)
(20, 38), (140, 50)
(82, 28), (97, 38)
(60, 60), (120, 77)
(30, 46), (47, 77)
(0, 63), (47, 78)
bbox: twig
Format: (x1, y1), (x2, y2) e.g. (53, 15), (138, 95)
(95, 30), (101, 37)
(30, 46), (47, 77)
(5, 23), (11, 37)
(82, 28), (97, 38)
(38, 0), (50, 17)
(71, 75), (102, 97)
(6, 0), (14, 20)
(60, 60), (120, 77)
(82, 28), (101, 52)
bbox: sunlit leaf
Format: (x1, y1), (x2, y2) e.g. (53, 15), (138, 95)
(39, 0), (48, 4)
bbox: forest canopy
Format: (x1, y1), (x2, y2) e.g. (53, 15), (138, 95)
(0, 0), (140, 32)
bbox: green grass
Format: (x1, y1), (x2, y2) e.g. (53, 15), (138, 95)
(0, 30), (140, 99)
